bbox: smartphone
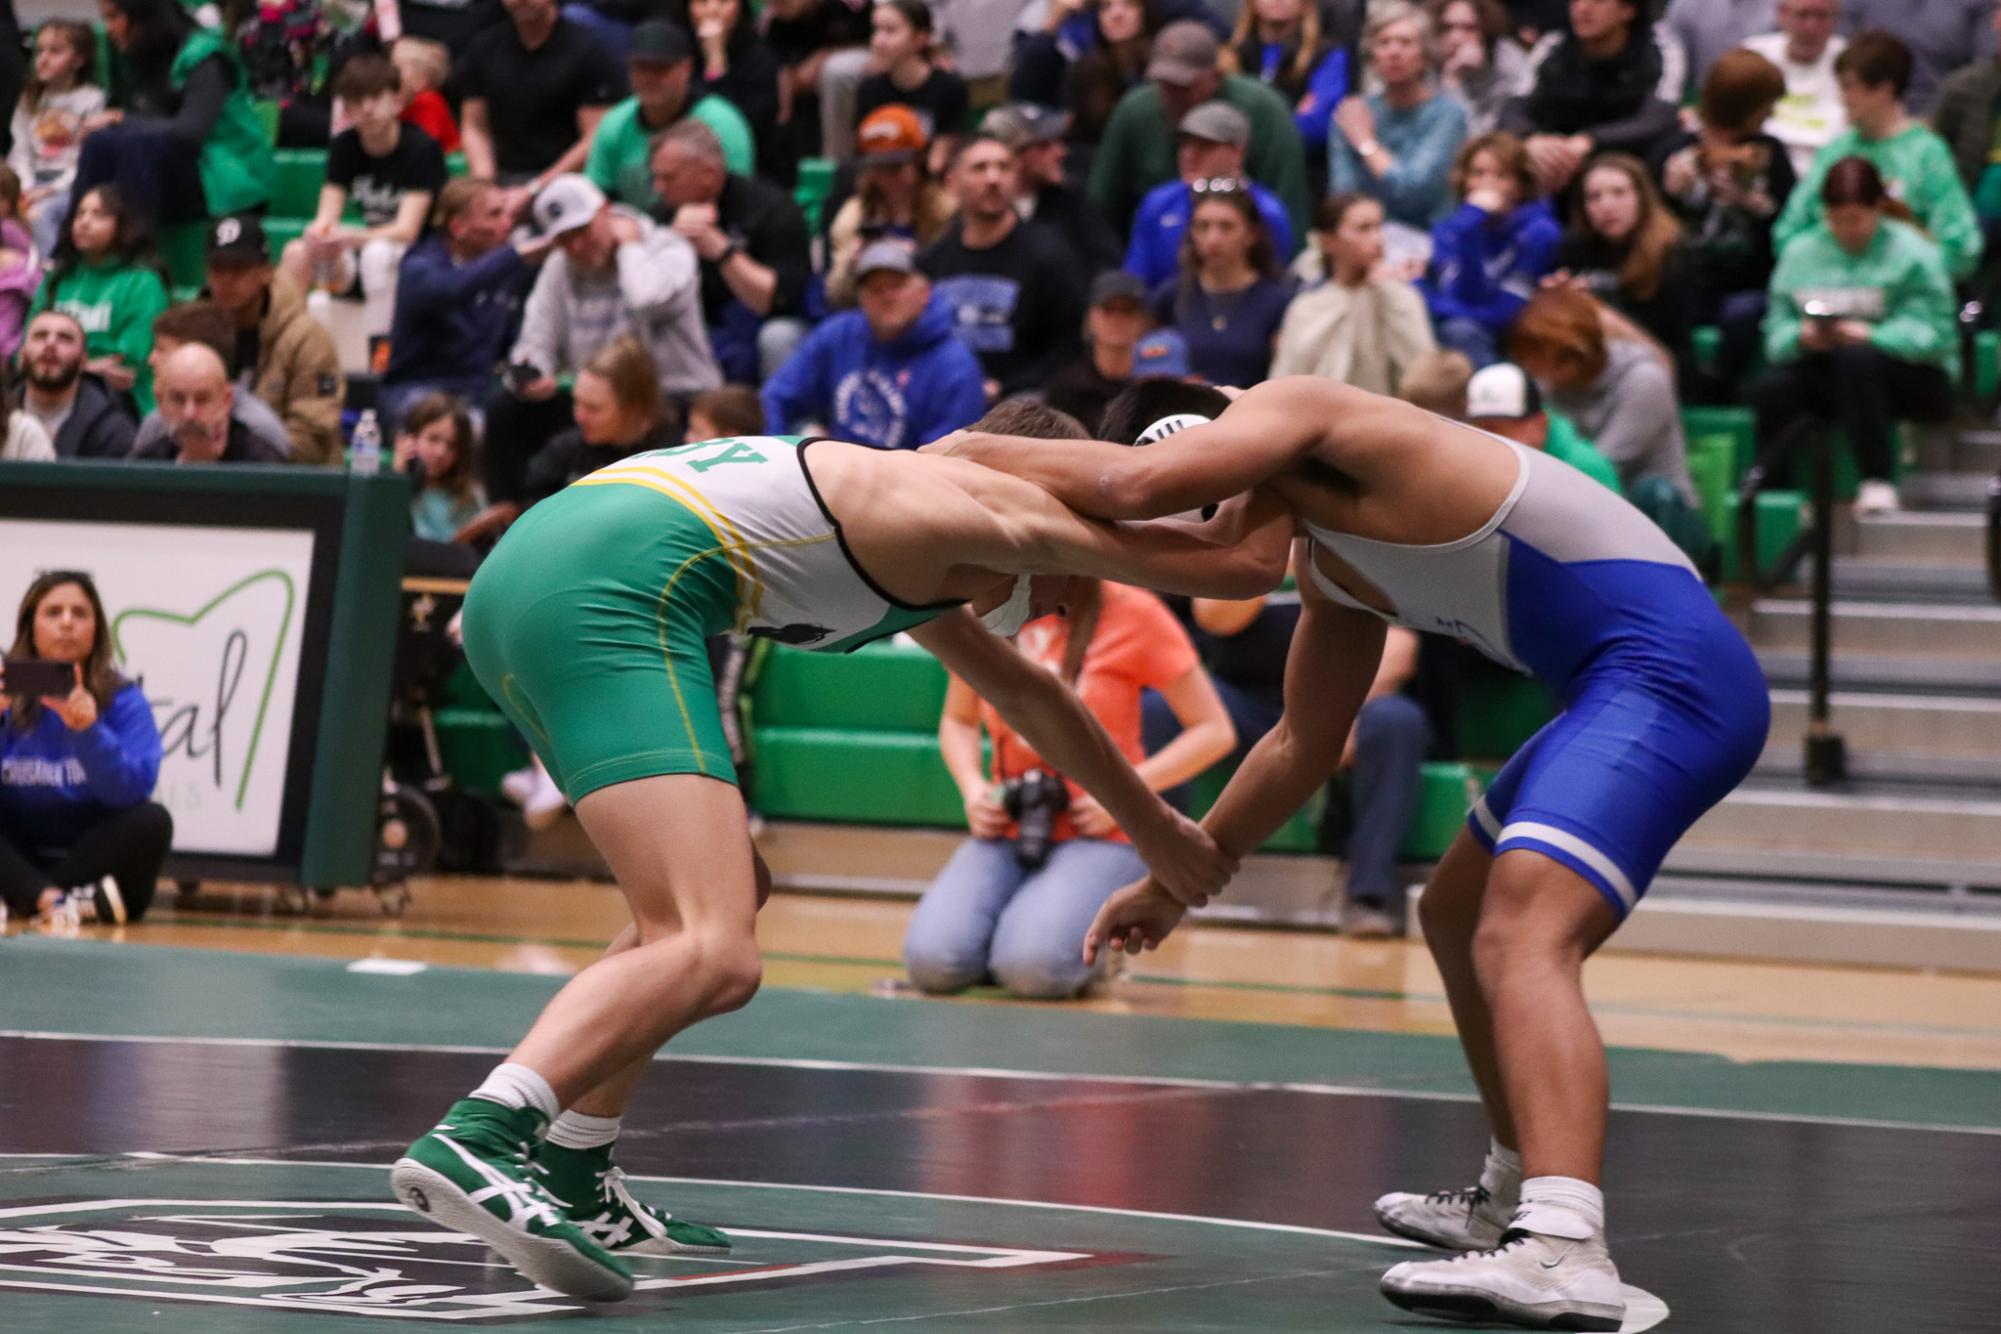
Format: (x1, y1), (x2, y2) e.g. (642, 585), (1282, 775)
(507, 361), (543, 392)
(3, 658), (73, 698)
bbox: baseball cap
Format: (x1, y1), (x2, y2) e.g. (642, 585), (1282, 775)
(628, 18), (694, 63)
(530, 174), (608, 240)
(980, 102), (1070, 150)
(1466, 363), (1543, 420)
(1178, 100), (1251, 148)
(207, 214), (269, 264)
(1134, 330), (1191, 379)
(1147, 21), (1221, 86)
(1089, 271), (1149, 308)
(856, 104), (928, 166)
(855, 239), (919, 280)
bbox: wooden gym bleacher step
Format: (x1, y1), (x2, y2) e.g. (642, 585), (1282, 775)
(1761, 690), (2001, 784)
(1747, 599), (2001, 658)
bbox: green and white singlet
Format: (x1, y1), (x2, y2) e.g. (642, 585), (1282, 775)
(460, 436), (958, 799)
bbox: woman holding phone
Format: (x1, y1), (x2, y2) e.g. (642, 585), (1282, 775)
(0, 569), (170, 925)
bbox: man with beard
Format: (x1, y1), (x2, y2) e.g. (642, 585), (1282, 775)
(920, 134), (1085, 403)
(16, 310), (137, 459)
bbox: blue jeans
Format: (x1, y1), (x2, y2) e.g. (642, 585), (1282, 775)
(1140, 677), (1280, 812)
(902, 836), (1146, 999)
(1343, 694), (1431, 905)
(1143, 686), (1431, 907)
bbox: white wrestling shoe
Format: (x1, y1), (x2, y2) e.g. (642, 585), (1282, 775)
(1380, 1221), (1625, 1331)
(1374, 1182), (1513, 1251)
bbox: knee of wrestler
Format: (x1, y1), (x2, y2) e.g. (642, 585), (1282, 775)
(753, 845), (773, 909)
(697, 931), (764, 1015)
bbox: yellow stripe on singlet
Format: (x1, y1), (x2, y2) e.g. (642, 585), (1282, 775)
(572, 471), (764, 615)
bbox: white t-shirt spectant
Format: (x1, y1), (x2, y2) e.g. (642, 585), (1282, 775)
(1744, 32), (1849, 177)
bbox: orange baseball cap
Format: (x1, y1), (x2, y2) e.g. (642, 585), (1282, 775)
(856, 104), (928, 166)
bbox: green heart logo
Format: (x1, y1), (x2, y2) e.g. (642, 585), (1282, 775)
(110, 570), (297, 810)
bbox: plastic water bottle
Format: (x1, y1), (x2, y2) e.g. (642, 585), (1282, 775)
(350, 408), (382, 475)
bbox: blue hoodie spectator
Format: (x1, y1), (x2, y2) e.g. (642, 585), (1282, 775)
(1422, 198), (1562, 365)
(381, 181), (538, 427)
(1, 683), (160, 849)
(1125, 179), (1298, 289)
(762, 253), (987, 451)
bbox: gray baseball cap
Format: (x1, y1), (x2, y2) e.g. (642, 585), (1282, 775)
(1147, 21), (1221, 86)
(1178, 100), (1251, 147)
(855, 239), (919, 280)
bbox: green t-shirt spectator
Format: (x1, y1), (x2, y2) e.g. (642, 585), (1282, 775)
(585, 94), (756, 210)
(1544, 413), (1625, 494)
(1763, 217), (1959, 379)
(1088, 74), (1311, 240)
(1773, 123), (1981, 281)
(29, 259), (170, 415)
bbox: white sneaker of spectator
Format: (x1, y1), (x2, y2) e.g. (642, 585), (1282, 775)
(522, 763), (571, 832)
(1853, 479), (1901, 516)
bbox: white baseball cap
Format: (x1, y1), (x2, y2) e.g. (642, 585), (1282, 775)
(530, 174), (608, 240)
(1466, 363), (1542, 421)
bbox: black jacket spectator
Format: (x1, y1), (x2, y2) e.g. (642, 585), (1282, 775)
(921, 218), (1084, 398)
(1502, 7), (1683, 174)
(43, 375), (137, 459)
(1555, 152), (1693, 361)
(674, 0), (789, 184)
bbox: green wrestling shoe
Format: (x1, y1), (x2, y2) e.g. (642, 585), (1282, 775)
(536, 1139), (733, 1257)
(391, 1098), (634, 1300)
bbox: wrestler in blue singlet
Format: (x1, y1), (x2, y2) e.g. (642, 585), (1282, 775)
(1302, 435), (1770, 919)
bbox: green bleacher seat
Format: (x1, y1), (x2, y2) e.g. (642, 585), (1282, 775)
(263, 217), (308, 257)
(1679, 405), (1756, 480)
(1976, 330), (1999, 402)
(752, 726), (965, 826)
(434, 709), (527, 800)
(751, 641), (946, 732)
(1721, 488), (1804, 581)
(1452, 674), (1552, 762)
(446, 152), (468, 178)
(253, 98), (281, 147)
(1684, 430), (1735, 549)
(794, 156), (836, 230)
(1402, 763), (1481, 861)
(1691, 324), (1720, 372)
(159, 221), (209, 289)
(272, 149), (327, 220)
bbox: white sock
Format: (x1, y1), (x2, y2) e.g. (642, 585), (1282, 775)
(469, 1063), (560, 1122)
(546, 1110), (622, 1151)
(1514, 1175), (1605, 1241)
(1479, 1138), (1523, 1204)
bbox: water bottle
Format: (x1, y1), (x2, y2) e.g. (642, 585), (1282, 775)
(350, 408), (382, 475)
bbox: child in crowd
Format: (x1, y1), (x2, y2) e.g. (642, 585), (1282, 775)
(28, 185), (169, 414)
(395, 392), (486, 542)
(280, 54), (447, 340)
(0, 167), (41, 362)
(686, 384), (765, 440)
(1422, 131), (1561, 366)
(8, 21), (104, 262)
(391, 38), (460, 154)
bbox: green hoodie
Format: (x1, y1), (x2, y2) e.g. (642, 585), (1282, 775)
(1763, 218), (1958, 379)
(29, 258), (170, 414)
(1773, 123), (1981, 281)
(169, 28), (273, 218)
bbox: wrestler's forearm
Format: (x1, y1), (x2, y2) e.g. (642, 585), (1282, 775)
(949, 433), (1160, 519)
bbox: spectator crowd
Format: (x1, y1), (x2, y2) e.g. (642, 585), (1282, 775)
(8, 0), (2001, 947)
